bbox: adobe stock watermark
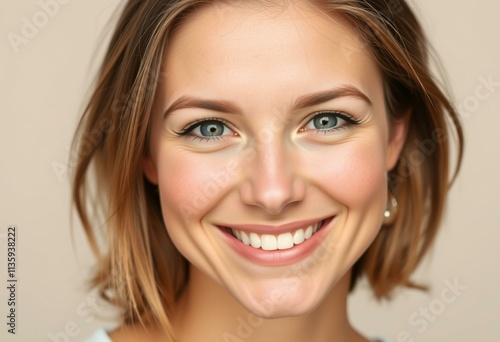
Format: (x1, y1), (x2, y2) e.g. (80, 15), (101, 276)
(397, 277), (468, 342)
(52, 117), (114, 182)
(221, 239), (336, 341)
(390, 127), (446, 188)
(456, 74), (500, 119)
(52, 95), (152, 183)
(7, 0), (72, 54)
(52, 69), (160, 182)
(47, 294), (105, 342)
(389, 74), (499, 187)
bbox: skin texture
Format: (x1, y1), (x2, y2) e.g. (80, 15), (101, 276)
(135, 2), (409, 341)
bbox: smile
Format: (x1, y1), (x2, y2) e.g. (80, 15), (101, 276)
(219, 216), (334, 266)
(230, 220), (324, 251)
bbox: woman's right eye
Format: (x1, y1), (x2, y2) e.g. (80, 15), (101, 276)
(176, 119), (236, 141)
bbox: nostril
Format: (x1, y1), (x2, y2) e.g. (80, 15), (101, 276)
(239, 180), (305, 215)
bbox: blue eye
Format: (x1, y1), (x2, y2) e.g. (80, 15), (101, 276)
(303, 111), (360, 132)
(176, 118), (234, 141)
(312, 115), (338, 129)
(198, 121), (226, 137)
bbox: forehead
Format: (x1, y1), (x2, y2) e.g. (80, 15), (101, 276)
(162, 1), (382, 106)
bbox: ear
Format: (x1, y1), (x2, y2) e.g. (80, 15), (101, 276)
(141, 155), (158, 185)
(386, 110), (411, 171)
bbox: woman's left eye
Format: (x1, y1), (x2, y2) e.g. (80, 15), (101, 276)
(302, 111), (360, 132)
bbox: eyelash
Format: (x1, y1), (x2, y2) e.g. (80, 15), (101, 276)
(302, 111), (361, 134)
(174, 117), (233, 142)
(174, 111), (361, 141)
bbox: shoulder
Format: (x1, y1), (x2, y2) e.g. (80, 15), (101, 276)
(84, 329), (112, 342)
(106, 324), (169, 342)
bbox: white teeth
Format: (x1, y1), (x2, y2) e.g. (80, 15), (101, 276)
(293, 229), (305, 244)
(249, 233), (261, 248)
(261, 234), (277, 250)
(277, 232), (294, 250)
(313, 223), (319, 234)
(231, 220), (324, 251)
(304, 226), (313, 239)
(240, 231), (250, 246)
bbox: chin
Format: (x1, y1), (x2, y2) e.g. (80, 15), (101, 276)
(232, 277), (336, 319)
(244, 296), (323, 319)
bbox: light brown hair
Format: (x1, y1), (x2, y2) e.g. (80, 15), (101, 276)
(72, 0), (463, 339)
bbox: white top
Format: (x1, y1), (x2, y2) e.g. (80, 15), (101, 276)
(84, 329), (112, 342)
(84, 329), (391, 342)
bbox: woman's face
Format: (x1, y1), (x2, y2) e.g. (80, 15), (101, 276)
(144, 2), (407, 317)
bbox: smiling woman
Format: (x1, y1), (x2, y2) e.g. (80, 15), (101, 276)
(72, 1), (463, 341)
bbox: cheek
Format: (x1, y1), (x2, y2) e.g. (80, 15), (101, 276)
(307, 136), (387, 211)
(155, 150), (237, 224)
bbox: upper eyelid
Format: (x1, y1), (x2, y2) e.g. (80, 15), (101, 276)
(177, 117), (232, 135)
(188, 117), (229, 128)
(304, 110), (361, 125)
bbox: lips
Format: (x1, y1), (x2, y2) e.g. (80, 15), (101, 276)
(218, 216), (334, 266)
(230, 220), (324, 251)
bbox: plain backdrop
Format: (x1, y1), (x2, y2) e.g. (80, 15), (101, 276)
(1, 0), (499, 341)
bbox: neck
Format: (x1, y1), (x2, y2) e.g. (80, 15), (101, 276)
(172, 266), (368, 342)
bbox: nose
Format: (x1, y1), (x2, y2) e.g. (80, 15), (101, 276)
(239, 138), (305, 215)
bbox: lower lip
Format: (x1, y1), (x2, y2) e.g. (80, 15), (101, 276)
(219, 217), (335, 266)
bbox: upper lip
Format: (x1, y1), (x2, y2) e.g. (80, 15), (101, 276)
(219, 216), (333, 235)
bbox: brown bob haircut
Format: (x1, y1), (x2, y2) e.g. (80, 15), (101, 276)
(72, 0), (463, 338)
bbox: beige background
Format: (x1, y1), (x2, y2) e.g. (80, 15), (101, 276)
(1, 0), (499, 341)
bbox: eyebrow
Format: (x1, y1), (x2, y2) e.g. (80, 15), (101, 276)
(163, 84), (371, 119)
(163, 97), (242, 118)
(293, 85), (372, 109)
